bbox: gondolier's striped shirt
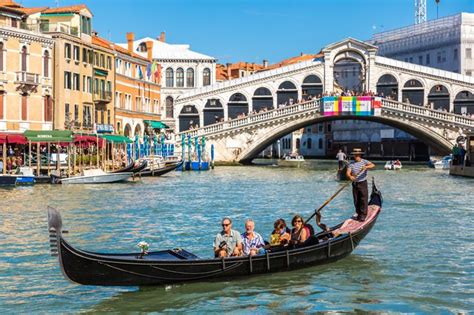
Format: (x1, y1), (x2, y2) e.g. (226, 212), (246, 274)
(349, 159), (369, 182)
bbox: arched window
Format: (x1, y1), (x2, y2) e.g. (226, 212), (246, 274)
(176, 68), (184, 87)
(186, 68), (194, 87)
(203, 68), (211, 86)
(318, 138), (323, 149)
(43, 50), (49, 78)
(0, 42), (4, 72)
(165, 68), (174, 87)
(21, 46), (27, 72)
(307, 138), (312, 149)
(165, 96), (174, 118)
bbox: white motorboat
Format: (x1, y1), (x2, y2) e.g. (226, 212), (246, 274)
(60, 168), (133, 184)
(384, 160), (402, 170)
(434, 155), (452, 170)
(278, 154), (305, 167)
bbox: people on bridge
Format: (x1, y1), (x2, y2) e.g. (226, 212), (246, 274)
(214, 217), (243, 258)
(270, 218), (291, 246)
(336, 149), (347, 170)
(241, 219), (265, 256)
(346, 148), (375, 222)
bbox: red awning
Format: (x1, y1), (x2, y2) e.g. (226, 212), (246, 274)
(8, 134), (27, 144)
(0, 134), (6, 144)
(73, 135), (105, 148)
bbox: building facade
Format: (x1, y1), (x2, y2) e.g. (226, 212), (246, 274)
(114, 34), (161, 138)
(118, 33), (216, 130)
(372, 13), (474, 77)
(0, 2), (54, 133)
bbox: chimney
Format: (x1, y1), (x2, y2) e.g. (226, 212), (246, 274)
(300, 52), (304, 56)
(126, 32), (134, 52)
(158, 31), (166, 43)
(92, 30), (98, 36)
(145, 41), (153, 61)
(263, 59), (268, 68)
(226, 63), (232, 79)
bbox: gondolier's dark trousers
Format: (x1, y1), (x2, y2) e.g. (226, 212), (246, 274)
(352, 180), (368, 217)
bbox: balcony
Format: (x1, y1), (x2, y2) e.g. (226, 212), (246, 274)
(93, 90), (112, 103)
(21, 22), (79, 37)
(15, 72), (40, 85)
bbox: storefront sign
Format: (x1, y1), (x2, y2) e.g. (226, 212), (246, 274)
(95, 124), (114, 133)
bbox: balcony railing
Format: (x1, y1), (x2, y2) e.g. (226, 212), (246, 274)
(93, 90), (112, 102)
(15, 71), (40, 85)
(21, 22), (79, 36)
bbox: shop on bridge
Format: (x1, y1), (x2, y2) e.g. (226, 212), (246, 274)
(402, 79), (424, 106)
(252, 87), (273, 112)
(454, 91), (474, 115)
(428, 85), (450, 111)
(203, 99), (224, 126)
(227, 93), (248, 119)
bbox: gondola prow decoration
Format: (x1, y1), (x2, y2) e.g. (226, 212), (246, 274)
(47, 206), (67, 257)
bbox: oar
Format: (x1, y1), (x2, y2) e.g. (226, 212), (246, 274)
(294, 167), (365, 242)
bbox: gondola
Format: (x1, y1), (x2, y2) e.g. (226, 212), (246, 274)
(138, 160), (182, 177)
(337, 162), (349, 181)
(110, 161), (135, 174)
(130, 160), (148, 174)
(47, 180), (382, 286)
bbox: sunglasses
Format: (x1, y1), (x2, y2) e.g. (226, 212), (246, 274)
(294, 220), (302, 223)
(222, 223), (231, 227)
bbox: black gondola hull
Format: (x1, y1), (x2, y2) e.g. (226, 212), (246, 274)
(138, 161), (182, 177)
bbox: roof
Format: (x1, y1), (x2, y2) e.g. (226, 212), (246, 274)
(42, 4), (91, 15)
(0, 4), (25, 16)
(117, 37), (216, 61)
(17, 6), (48, 15)
(0, 0), (21, 8)
(114, 44), (149, 62)
(216, 62), (265, 81)
(92, 35), (114, 51)
(260, 53), (322, 71)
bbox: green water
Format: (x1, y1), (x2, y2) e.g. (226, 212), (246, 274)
(1, 163), (473, 313)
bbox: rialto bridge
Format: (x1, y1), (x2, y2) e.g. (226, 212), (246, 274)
(174, 38), (474, 163)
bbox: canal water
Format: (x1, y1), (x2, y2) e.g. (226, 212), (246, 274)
(1, 161), (473, 313)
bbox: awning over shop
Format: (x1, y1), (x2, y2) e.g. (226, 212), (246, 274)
(99, 134), (133, 143)
(94, 69), (108, 77)
(74, 134), (105, 148)
(24, 130), (73, 143)
(0, 134), (6, 144)
(144, 120), (169, 129)
(0, 133), (27, 144)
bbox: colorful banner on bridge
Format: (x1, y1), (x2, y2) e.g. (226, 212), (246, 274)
(321, 96), (377, 116)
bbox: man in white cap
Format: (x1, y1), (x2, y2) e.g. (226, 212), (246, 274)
(346, 148), (375, 221)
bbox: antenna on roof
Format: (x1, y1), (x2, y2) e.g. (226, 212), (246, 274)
(415, 0), (427, 24)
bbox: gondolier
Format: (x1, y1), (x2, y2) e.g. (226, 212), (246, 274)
(346, 148), (375, 222)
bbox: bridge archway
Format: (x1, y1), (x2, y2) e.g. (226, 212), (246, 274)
(333, 49), (365, 92)
(301, 75), (323, 99)
(428, 85), (450, 111)
(228, 93), (249, 119)
(203, 98), (224, 126)
(178, 105), (200, 132)
(252, 87), (273, 112)
(376, 74), (398, 100)
(402, 79), (424, 106)
(238, 115), (452, 163)
(277, 81), (298, 106)
(453, 91), (474, 115)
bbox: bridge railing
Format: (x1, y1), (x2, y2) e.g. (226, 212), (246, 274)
(177, 99), (321, 138)
(381, 99), (474, 128)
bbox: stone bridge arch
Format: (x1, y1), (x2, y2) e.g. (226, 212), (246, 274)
(237, 115), (453, 164)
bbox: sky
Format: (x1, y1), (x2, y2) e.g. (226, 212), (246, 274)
(21, 0), (473, 64)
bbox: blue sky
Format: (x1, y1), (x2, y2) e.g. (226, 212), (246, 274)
(22, 0), (473, 64)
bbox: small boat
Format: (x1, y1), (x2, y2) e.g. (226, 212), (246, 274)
(384, 161), (402, 170)
(60, 169), (133, 184)
(47, 181), (382, 286)
(337, 161), (349, 180)
(110, 161), (135, 174)
(139, 161), (183, 177)
(434, 155), (452, 170)
(131, 160), (148, 173)
(0, 167), (36, 186)
(278, 154), (305, 167)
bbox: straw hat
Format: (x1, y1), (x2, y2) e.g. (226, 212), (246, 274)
(350, 148), (365, 155)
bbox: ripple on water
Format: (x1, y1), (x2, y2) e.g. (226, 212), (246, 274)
(0, 165), (473, 313)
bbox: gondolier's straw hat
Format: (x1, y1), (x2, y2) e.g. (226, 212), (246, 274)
(350, 148), (365, 155)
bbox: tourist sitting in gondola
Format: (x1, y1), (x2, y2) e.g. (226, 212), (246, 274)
(270, 218), (291, 246)
(241, 219), (265, 256)
(290, 215), (313, 244)
(214, 217), (243, 258)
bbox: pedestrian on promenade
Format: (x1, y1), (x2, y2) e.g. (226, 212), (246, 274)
(346, 148), (375, 222)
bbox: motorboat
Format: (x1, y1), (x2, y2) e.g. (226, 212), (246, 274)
(434, 155), (452, 170)
(59, 168), (133, 184)
(278, 153), (305, 167)
(384, 160), (402, 170)
(46, 181), (382, 286)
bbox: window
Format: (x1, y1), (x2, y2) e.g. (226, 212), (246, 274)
(74, 104), (79, 122)
(65, 103), (70, 122)
(44, 96), (52, 122)
(73, 73), (80, 90)
(165, 68), (174, 87)
(94, 78), (98, 94)
(176, 68), (184, 87)
(409, 57), (413, 63)
(82, 48), (87, 62)
(88, 49), (93, 64)
(404, 57), (408, 62)
(107, 81), (111, 92)
(107, 109), (110, 125)
(21, 45), (27, 71)
(21, 95), (27, 121)
(107, 56), (112, 70)
(82, 75), (86, 92)
(135, 97), (141, 111)
(73, 45), (80, 61)
(100, 110), (104, 124)
(307, 138), (312, 149)
(64, 43), (71, 59)
(43, 50), (49, 77)
(0, 42), (3, 72)
(100, 54), (105, 68)
(426, 53), (430, 65)
(466, 71), (472, 76)
(94, 52), (99, 66)
(81, 16), (91, 35)
(64, 71), (71, 89)
(87, 76), (92, 93)
(437, 52), (441, 63)
(418, 55), (423, 65)
(83, 105), (91, 127)
(467, 48), (472, 59)
(454, 48), (458, 61)
(318, 138), (323, 149)
(327, 123), (331, 132)
(186, 68), (194, 87)
(203, 68), (211, 86)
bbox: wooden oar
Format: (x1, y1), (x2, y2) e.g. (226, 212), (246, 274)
(294, 167), (365, 242)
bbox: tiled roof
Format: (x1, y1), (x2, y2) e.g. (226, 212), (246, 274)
(114, 44), (149, 62)
(16, 6), (48, 15)
(0, 0), (21, 8)
(0, 5), (24, 15)
(92, 35), (113, 50)
(216, 62), (265, 81)
(261, 53), (323, 71)
(42, 4), (91, 15)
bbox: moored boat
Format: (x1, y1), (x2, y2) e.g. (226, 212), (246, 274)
(60, 169), (133, 184)
(139, 160), (183, 177)
(47, 181), (382, 286)
(434, 155), (451, 170)
(278, 154), (305, 167)
(384, 160), (402, 170)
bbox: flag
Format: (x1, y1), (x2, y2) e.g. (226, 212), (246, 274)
(138, 66), (144, 80)
(146, 63), (151, 79)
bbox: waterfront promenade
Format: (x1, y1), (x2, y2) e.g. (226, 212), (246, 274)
(1, 163), (472, 313)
